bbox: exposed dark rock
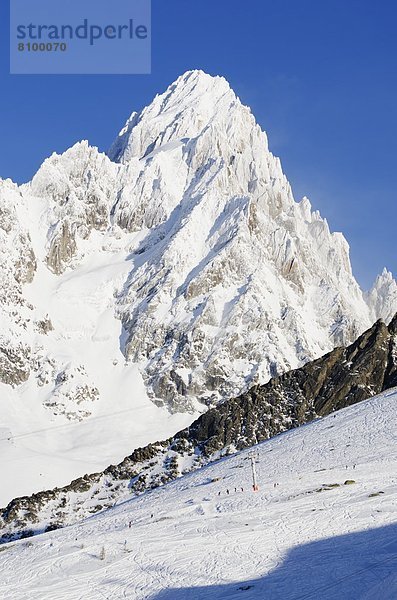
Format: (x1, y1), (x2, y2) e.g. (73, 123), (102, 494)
(35, 317), (54, 334)
(47, 221), (77, 275)
(0, 343), (31, 386)
(14, 242), (36, 285)
(1, 314), (396, 542)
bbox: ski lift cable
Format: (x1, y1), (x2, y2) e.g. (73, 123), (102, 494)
(0, 406), (141, 443)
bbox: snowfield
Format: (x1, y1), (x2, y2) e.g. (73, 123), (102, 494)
(0, 225), (197, 505)
(1, 388), (396, 599)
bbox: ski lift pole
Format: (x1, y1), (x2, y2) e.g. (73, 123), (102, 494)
(249, 451), (259, 492)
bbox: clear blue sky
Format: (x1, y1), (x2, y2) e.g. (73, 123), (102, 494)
(1, 0), (396, 289)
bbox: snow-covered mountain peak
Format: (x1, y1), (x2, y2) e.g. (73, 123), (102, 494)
(108, 69), (258, 164)
(378, 267), (394, 284)
(367, 267), (397, 324)
(159, 69), (234, 110)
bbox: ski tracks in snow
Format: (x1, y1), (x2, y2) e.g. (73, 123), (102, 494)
(1, 391), (397, 599)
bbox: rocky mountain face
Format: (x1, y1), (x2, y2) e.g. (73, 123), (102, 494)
(0, 70), (396, 501)
(107, 70), (381, 410)
(0, 180), (36, 387)
(1, 314), (396, 542)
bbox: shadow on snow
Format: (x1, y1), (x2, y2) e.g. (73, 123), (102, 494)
(152, 522), (397, 600)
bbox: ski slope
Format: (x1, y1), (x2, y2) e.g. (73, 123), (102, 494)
(1, 389), (396, 599)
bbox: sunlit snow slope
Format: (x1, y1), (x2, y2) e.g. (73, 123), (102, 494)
(1, 70), (396, 505)
(1, 389), (396, 600)
(0, 217), (195, 505)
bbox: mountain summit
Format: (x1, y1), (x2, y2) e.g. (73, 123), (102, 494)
(0, 70), (396, 502)
(109, 70), (237, 163)
(105, 69), (394, 408)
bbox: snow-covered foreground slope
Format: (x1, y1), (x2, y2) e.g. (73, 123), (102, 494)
(1, 70), (396, 505)
(1, 389), (396, 600)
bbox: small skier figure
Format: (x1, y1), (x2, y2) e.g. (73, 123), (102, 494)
(226, 489), (230, 495)
(128, 521), (132, 529)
